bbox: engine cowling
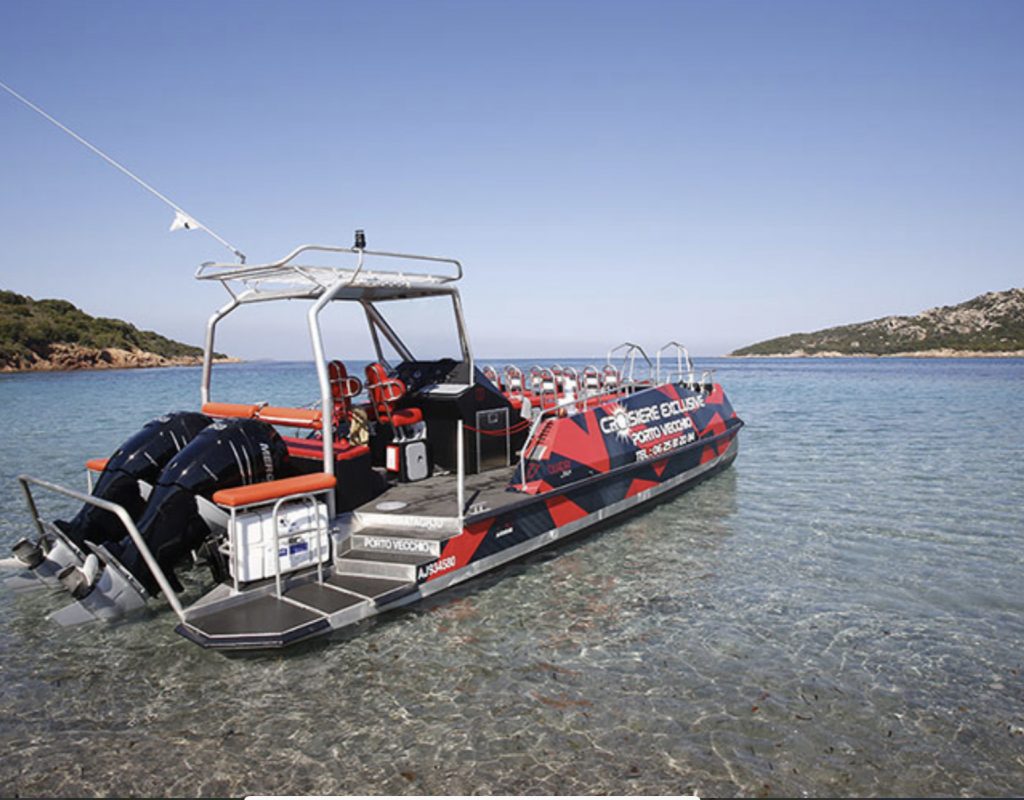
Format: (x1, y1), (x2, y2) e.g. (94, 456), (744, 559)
(55, 411), (212, 551)
(104, 418), (291, 595)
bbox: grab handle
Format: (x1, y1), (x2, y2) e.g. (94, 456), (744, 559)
(17, 474), (185, 622)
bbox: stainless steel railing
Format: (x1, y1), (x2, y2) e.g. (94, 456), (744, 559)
(195, 243), (463, 284)
(607, 342), (654, 385)
(656, 341), (695, 385)
(218, 487), (334, 598)
(17, 474), (186, 621)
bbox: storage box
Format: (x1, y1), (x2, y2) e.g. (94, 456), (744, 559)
(226, 501), (329, 583)
(385, 440), (432, 482)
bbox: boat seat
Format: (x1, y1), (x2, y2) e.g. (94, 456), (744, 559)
(282, 436), (370, 462)
(482, 364), (503, 391)
(506, 389), (538, 402)
(256, 406), (323, 430)
(202, 402), (260, 419)
(364, 362), (425, 438)
(391, 407), (423, 426)
(328, 360), (362, 425)
(201, 402), (324, 430)
(213, 472), (337, 508)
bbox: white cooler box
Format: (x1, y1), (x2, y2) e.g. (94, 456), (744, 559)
(226, 500), (330, 582)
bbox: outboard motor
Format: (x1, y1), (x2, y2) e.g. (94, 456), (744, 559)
(11, 411), (212, 583)
(58, 411), (213, 549)
(53, 419), (291, 622)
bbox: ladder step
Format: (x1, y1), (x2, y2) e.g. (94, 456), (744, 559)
(341, 548), (437, 565)
(354, 511), (461, 536)
(335, 547), (435, 581)
(350, 531), (442, 557)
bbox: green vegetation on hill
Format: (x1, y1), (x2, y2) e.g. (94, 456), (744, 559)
(0, 289), (207, 367)
(732, 288), (1024, 356)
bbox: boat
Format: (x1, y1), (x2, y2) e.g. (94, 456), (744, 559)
(8, 232), (744, 650)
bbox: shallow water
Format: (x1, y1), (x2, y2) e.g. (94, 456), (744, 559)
(1, 358), (1023, 797)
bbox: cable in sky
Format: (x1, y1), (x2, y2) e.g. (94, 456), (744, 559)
(0, 78), (246, 263)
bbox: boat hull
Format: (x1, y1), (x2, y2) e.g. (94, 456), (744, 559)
(389, 434), (738, 618)
(176, 432), (739, 649)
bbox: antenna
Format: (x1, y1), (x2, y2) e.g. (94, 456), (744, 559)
(0, 79), (246, 263)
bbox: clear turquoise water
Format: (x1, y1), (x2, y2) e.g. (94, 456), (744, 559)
(1, 358), (1023, 797)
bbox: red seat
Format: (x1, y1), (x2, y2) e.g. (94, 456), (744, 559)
(202, 402), (260, 419)
(256, 406), (322, 429)
(328, 360), (362, 427)
(364, 362), (424, 430)
(391, 408), (423, 426)
(282, 436), (370, 462)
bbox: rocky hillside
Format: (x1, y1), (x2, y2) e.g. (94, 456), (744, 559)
(0, 289), (220, 372)
(731, 288), (1024, 357)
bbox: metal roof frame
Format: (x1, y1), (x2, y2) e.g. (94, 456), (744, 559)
(195, 243), (463, 304)
(195, 243), (474, 508)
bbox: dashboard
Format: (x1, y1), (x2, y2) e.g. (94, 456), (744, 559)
(393, 359), (461, 393)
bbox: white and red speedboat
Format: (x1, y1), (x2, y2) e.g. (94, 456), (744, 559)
(10, 233), (743, 650)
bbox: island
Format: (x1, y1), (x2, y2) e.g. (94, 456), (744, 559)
(731, 288), (1024, 357)
(0, 289), (232, 373)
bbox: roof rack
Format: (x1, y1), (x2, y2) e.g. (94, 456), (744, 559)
(195, 243), (463, 303)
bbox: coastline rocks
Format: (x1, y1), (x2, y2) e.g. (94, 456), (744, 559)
(732, 287), (1024, 357)
(728, 349), (1024, 359)
(1, 343), (237, 373)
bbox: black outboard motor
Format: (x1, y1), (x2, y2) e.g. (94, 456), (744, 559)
(11, 411), (212, 581)
(101, 418), (291, 596)
(55, 411), (213, 552)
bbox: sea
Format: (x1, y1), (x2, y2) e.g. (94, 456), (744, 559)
(0, 357), (1022, 797)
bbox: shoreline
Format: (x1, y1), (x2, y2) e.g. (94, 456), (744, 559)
(727, 349), (1024, 359)
(1, 345), (241, 374)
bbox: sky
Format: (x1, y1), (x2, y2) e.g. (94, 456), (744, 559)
(1, 0), (1022, 360)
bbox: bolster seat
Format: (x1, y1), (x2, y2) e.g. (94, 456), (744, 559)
(212, 472), (337, 508)
(201, 402), (260, 419)
(282, 436), (370, 462)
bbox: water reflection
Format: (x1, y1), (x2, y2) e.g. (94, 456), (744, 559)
(1, 360), (1023, 796)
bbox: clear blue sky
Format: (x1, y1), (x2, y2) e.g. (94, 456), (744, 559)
(1, 0), (1022, 359)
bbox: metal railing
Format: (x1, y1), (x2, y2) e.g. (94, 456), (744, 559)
(220, 488), (333, 598)
(656, 341), (695, 385)
(195, 243), (463, 286)
(85, 462), (103, 494)
(607, 342), (654, 385)
(456, 423), (465, 526)
(515, 393), (591, 487)
(17, 474), (185, 621)
(510, 342), (709, 489)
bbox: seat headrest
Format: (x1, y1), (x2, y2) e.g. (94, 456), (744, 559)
(365, 362), (389, 383)
(328, 360), (348, 399)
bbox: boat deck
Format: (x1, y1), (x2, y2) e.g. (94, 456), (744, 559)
(357, 465), (526, 522)
(176, 571), (416, 649)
